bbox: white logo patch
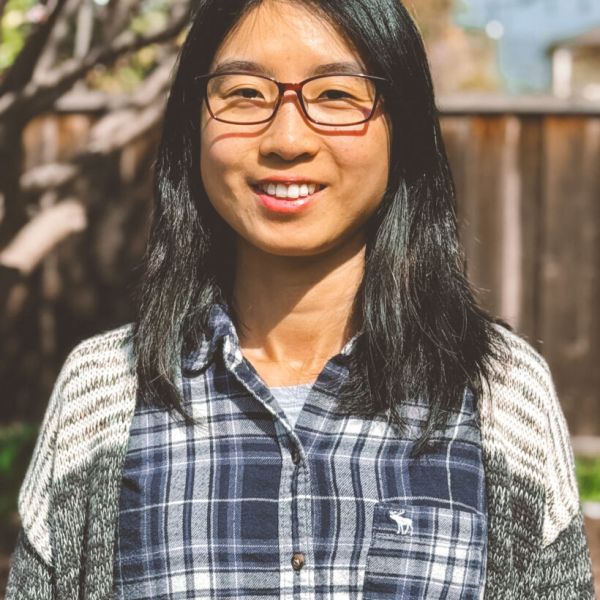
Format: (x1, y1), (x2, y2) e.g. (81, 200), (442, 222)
(388, 509), (413, 535)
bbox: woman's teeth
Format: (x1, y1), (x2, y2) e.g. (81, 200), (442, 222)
(258, 182), (319, 199)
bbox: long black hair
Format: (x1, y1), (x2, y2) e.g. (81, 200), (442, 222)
(134, 0), (510, 457)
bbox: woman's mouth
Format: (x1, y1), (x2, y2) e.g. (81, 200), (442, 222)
(251, 181), (326, 214)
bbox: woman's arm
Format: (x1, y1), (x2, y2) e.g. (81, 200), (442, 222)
(4, 344), (78, 599)
(5, 530), (53, 599)
(532, 509), (595, 599)
(529, 355), (595, 598)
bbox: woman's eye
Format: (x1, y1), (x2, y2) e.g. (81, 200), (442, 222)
(320, 89), (354, 100)
(230, 87), (262, 99)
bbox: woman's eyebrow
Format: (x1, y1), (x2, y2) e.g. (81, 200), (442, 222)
(210, 59), (365, 77)
(313, 61), (365, 75)
(211, 60), (269, 75)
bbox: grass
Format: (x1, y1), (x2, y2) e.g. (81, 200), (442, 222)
(576, 456), (600, 503)
(0, 423), (38, 526)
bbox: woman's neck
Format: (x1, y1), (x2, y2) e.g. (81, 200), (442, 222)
(231, 235), (364, 385)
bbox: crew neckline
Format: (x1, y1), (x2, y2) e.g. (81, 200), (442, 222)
(270, 382), (314, 390)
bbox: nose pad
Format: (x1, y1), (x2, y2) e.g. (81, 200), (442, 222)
(273, 90), (310, 124)
(258, 93), (320, 160)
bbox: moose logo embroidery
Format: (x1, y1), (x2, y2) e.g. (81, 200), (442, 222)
(388, 509), (413, 535)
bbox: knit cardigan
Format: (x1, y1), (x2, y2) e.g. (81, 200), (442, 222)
(5, 323), (596, 599)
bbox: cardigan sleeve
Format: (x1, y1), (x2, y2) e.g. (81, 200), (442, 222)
(5, 325), (135, 599)
(5, 529), (53, 599)
(530, 355), (596, 598)
(533, 509), (596, 599)
(12, 348), (75, 567)
(4, 346), (79, 598)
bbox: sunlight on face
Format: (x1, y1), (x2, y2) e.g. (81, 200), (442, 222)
(200, 0), (391, 258)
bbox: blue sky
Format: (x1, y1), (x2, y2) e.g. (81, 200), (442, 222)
(454, 0), (600, 93)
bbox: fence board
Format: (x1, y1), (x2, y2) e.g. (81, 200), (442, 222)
(441, 115), (543, 341)
(442, 111), (600, 435)
(539, 116), (600, 434)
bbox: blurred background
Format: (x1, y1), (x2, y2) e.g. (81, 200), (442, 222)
(0, 0), (599, 593)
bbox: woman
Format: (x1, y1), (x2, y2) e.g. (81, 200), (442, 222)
(6, 0), (594, 598)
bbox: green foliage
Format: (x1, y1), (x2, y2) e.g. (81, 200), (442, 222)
(1, 0), (178, 89)
(87, 44), (162, 92)
(0, 423), (38, 524)
(130, 0), (171, 35)
(576, 456), (600, 502)
(0, 0), (38, 70)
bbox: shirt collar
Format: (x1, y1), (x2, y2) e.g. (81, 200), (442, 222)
(182, 302), (361, 375)
(182, 303), (235, 374)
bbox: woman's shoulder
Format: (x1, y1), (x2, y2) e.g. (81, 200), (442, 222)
(483, 323), (581, 547)
(480, 322), (561, 427)
(17, 324), (138, 566)
(55, 322), (138, 447)
(57, 323), (136, 390)
(489, 322), (553, 389)
(66, 322), (135, 365)
(482, 321), (566, 447)
(43, 321), (138, 452)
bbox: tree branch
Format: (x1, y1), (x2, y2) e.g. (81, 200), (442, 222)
(33, 0), (86, 80)
(100, 0), (142, 47)
(20, 83), (170, 194)
(0, 0), (71, 96)
(0, 0), (11, 29)
(0, 6), (190, 122)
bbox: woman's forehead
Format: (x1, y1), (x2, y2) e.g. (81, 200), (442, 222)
(209, 1), (367, 76)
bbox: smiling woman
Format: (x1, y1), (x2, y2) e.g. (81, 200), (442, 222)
(199, 1), (391, 265)
(5, 0), (595, 599)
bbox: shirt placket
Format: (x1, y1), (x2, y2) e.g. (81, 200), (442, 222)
(222, 336), (316, 600)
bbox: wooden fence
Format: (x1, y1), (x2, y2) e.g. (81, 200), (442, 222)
(3, 94), (600, 436)
(440, 95), (600, 436)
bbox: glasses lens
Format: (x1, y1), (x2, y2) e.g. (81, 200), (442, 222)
(303, 75), (377, 125)
(206, 74), (278, 123)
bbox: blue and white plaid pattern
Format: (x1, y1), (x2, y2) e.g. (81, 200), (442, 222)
(114, 303), (487, 599)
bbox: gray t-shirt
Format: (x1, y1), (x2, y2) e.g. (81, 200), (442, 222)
(270, 383), (313, 428)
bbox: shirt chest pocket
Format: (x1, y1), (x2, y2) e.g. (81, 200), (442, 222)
(362, 502), (487, 600)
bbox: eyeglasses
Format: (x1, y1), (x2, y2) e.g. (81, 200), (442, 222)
(195, 71), (389, 126)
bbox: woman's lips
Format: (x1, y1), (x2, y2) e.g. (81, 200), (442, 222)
(251, 184), (325, 214)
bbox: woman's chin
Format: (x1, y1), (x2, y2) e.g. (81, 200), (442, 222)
(241, 235), (335, 259)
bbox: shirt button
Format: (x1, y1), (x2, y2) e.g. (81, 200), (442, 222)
(291, 447), (301, 465)
(291, 552), (305, 571)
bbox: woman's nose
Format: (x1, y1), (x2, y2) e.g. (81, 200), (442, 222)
(258, 92), (321, 161)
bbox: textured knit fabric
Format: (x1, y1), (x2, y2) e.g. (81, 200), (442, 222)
(5, 307), (597, 599)
(113, 304), (487, 599)
(270, 383), (313, 428)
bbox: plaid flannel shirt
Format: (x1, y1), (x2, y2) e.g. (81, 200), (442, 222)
(114, 303), (487, 599)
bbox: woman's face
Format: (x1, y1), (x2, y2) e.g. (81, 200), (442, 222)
(200, 0), (391, 257)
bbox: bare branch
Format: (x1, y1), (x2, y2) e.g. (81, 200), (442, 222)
(87, 94), (165, 154)
(0, 197), (87, 276)
(0, 0), (71, 96)
(0, 7), (190, 122)
(20, 71), (172, 195)
(6, 50), (174, 118)
(20, 163), (78, 193)
(74, 0), (95, 59)
(100, 0), (142, 46)
(128, 51), (177, 107)
(0, 0), (9, 25)
(33, 0), (86, 79)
